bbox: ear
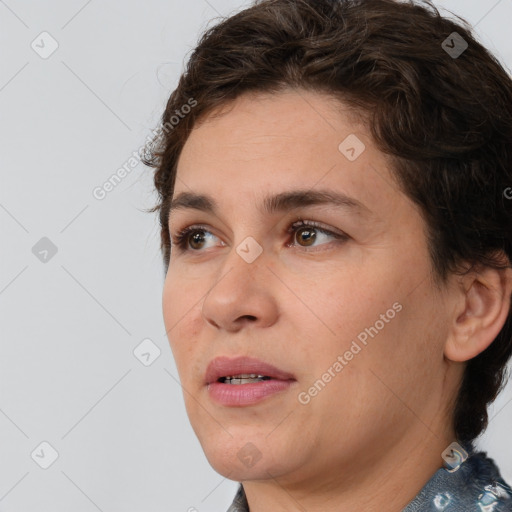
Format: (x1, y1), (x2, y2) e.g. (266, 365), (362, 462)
(445, 259), (512, 362)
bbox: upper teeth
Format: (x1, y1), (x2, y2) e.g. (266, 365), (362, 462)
(225, 374), (265, 379)
(222, 374), (270, 384)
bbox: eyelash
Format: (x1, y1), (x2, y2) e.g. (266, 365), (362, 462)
(170, 219), (349, 253)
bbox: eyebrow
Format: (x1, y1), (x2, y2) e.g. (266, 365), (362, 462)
(168, 189), (373, 219)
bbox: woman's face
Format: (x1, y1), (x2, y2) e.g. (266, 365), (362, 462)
(162, 89), (456, 486)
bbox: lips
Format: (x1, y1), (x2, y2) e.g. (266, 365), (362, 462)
(204, 356), (295, 385)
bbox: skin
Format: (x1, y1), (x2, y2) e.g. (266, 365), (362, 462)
(162, 89), (512, 512)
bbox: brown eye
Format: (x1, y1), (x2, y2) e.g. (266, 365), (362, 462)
(172, 226), (214, 251)
(188, 231), (206, 250)
(288, 219), (347, 251)
(294, 226), (317, 247)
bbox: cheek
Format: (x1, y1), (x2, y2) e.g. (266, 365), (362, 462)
(162, 270), (202, 368)
(290, 278), (395, 399)
(309, 265), (399, 340)
(297, 251), (437, 380)
(347, 283), (447, 416)
(162, 264), (203, 329)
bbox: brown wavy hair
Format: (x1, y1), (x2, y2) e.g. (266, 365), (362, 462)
(143, 0), (512, 443)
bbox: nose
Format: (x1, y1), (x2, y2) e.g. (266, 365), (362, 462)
(201, 245), (280, 333)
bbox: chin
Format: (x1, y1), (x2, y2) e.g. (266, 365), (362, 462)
(198, 433), (290, 480)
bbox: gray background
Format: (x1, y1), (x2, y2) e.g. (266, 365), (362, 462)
(1, 1), (511, 511)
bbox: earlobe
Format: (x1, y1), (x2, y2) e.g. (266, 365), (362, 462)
(444, 264), (512, 362)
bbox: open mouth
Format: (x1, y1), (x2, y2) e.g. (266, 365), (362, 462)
(204, 356), (296, 405)
(204, 356), (295, 386)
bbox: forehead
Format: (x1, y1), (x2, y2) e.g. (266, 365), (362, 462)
(174, 89), (407, 220)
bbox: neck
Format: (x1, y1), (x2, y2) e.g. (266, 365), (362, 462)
(242, 425), (456, 512)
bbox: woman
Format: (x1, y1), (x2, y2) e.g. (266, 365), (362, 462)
(144, 0), (512, 509)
